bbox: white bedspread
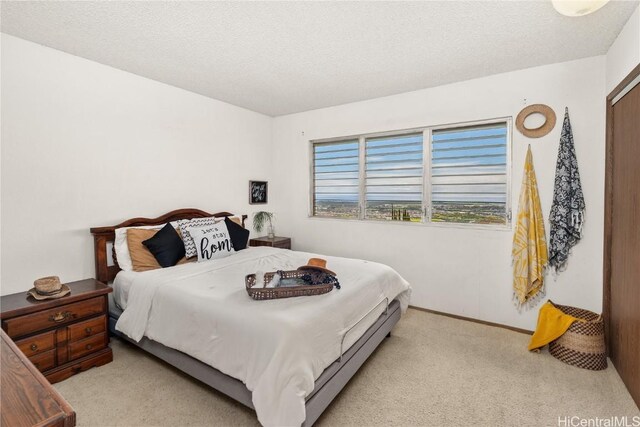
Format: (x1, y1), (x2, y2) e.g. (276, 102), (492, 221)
(115, 247), (411, 427)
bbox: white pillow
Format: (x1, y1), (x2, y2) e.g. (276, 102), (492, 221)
(113, 221), (178, 271)
(178, 216), (223, 258)
(187, 221), (235, 262)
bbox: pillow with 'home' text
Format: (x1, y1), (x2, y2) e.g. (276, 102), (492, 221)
(178, 216), (222, 258)
(187, 221), (236, 262)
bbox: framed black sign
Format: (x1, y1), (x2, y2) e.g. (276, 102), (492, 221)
(249, 180), (268, 204)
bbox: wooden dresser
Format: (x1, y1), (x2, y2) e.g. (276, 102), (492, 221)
(0, 279), (113, 384)
(1, 329), (76, 426)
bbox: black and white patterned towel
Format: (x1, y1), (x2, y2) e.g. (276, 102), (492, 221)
(549, 108), (585, 272)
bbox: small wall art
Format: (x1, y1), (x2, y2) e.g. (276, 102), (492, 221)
(249, 180), (268, 204)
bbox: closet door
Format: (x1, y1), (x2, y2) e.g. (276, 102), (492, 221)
(605, 65), (640, 407)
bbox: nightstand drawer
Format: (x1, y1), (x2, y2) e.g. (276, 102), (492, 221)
(29, 348), (56, 371)
(3, 297), (104, 339)
(15, 330), (55, 357)
(68, 332), (106, 361)
(67, 315), (106, 342)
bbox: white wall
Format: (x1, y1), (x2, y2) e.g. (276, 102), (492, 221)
(0, 32), (609, 331)
(0, 34), (273, 295)
(272, 56), (606, 331)
(606, 5), (640, 93)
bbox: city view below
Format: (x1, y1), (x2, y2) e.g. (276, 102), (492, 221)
(313, 200), (506, 224)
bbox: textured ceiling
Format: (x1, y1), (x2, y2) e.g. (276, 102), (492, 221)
(1, 1), (637, 116)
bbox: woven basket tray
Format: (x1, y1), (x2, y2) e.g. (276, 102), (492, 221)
(548, 301), (607, 371)
(245, 270), (334, 300)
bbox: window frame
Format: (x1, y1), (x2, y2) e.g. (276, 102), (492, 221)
(309, 117), (512, 229)
(310, 138), (361, 220)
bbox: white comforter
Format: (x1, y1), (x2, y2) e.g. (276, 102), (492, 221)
(115, 247), (411, 427)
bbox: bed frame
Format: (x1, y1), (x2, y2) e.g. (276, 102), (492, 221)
(90, 208), (402, 426)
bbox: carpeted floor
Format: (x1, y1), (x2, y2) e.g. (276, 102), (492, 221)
(55, 309), (639, 426)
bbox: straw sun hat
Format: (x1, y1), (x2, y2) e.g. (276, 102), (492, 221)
(297, 258), (336, 276)
(28, 276), (70, 300)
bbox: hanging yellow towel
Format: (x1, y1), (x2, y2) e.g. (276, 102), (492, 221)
(513, 146), (548, 305)
(528, 301), (580, 351)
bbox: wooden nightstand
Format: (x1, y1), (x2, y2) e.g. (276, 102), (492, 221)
(249, 236), (291, 249)
(0, 279), (113, 384)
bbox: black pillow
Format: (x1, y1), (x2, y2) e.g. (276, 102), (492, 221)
(142, 223), (186, 268)
(225, 217), (250, 251)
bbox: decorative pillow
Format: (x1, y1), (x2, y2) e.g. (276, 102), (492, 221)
(187, 221), (236, 262)
(127, 228), (191, 272)
(228, 216), (243, 226)
(114, 224), (165, 271)
(142, 223), (186, 268)
(225, 217), (250, 251)
(178, 216), (223, 258)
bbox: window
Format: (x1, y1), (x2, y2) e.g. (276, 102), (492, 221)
(311, 118), (510, 227)
(430, 123), (509, 225)
(312, 140), (360, 219)
(365, 133), (423, 221)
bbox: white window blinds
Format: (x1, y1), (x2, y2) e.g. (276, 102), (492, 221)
(364, 133), (424, 221)
(313, 140), (360, 219)
(430, 123), (509, 224)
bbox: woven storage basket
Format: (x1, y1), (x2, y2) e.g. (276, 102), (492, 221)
(246, 270), (334, 300)
(548, 302), (607, 371)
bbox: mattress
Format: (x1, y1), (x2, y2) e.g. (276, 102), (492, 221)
(113, 246), (411, 427)
(112, 269), (137, 309)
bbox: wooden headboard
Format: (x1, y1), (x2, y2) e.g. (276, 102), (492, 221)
(89, 208), (247, 283)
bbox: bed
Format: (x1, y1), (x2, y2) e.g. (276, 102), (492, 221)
(90, 209), (411, 426)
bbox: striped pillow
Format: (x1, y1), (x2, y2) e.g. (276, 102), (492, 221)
(178, 217), (222, 258)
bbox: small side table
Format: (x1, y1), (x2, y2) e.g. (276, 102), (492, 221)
(0, 279), (113, 383)
(249, 236), (291, 249)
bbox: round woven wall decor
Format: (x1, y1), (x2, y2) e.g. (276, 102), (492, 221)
(515, 104), (556, 138)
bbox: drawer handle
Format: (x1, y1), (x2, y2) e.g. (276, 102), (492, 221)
(30, 344), (38, 351)
(49, 311), (73, 323)
(85, 327), (92, 335)
(85, 344), (93, 350)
